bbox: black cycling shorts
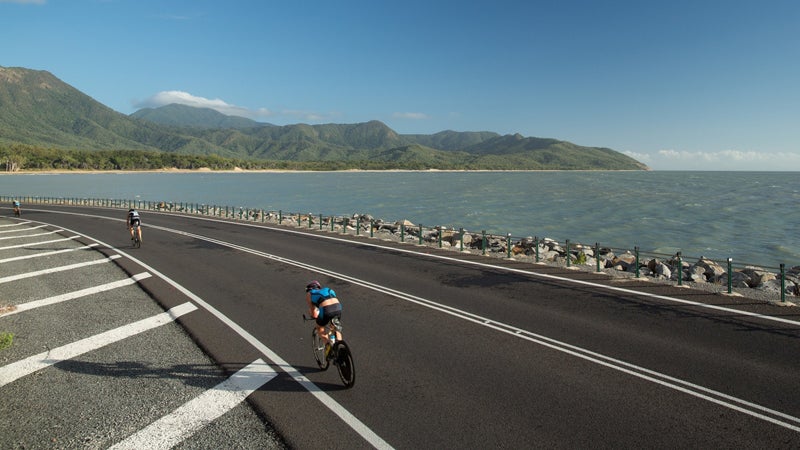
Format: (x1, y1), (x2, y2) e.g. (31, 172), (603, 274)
(315, 303), (342, 327)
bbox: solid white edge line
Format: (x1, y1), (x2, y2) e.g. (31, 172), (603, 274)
(31, 211), (800, 437)
(118, 253), (395, 450)
(140, 209), (800, 326)
(110, 358), (277, 450)
(0, 302), (197, 388)
(21, 216), (395, 450)
(270, 223), (800, 326)
(1, 272), (152, 317)
(144, 216), (800, 431)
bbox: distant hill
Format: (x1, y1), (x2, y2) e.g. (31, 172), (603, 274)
(404, 130), (502, 151)
(131, 103), (266, 129)
(0, 66), (236, 157)
(0, 66), (649, 170)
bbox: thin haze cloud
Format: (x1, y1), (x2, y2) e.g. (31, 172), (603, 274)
(625, 150), (800, 171)
(135, 91), (342, 123)
(393, 112), (429, 120)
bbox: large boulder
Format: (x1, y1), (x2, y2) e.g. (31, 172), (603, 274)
(689, 266), (708, 283)
(719, 271), (753, 289)
(647, 259), (672, 280)
(691, 257), (726, 282)
(612, 252), (637, 272)
(741, 266), (776, 288)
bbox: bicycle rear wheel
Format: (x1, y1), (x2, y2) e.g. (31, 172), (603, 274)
(333, 341), (355, 388)
(311, 328), (329, 370)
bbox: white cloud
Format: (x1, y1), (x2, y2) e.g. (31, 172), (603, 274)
(133, 90), (343, 123)
(624, 149), (800, 171)
(392, 112), (429, 120)
(134, 91), (271, 119)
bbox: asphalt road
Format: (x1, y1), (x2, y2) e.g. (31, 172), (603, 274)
(3, 204), (800, 448)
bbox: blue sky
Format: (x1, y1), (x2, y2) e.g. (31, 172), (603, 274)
(2, 0), (798, 170)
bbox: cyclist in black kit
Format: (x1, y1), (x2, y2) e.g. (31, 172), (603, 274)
(127, 208), (143, 242)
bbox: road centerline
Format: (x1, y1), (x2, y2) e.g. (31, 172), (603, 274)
(27, 211), (800, 436)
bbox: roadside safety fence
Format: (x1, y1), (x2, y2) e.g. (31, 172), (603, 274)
(4, 195), (798, 302)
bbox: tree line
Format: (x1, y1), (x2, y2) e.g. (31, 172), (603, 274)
(0, 144), (440, 172)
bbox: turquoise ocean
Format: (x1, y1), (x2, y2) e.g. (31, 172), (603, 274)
(2, 171), (798, 269)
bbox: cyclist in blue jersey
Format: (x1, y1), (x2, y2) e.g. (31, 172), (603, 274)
(127, 208), (143, 242)
(305, 280), (342, 352)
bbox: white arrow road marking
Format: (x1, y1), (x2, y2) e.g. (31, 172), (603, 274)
(110, 359), (277, 450)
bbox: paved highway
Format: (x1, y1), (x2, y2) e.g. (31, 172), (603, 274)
(3, 204), (800, 448)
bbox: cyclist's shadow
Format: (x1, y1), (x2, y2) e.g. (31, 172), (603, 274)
(265, 366), (353, 392)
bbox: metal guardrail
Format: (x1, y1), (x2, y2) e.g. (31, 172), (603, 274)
(4, 195), (797, 302)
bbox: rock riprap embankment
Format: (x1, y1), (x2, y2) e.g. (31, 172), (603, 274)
(343, 214), (799, 303)
(173, 206), (799, 304)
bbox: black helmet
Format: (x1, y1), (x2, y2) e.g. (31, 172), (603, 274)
(306, 280), (321, 291)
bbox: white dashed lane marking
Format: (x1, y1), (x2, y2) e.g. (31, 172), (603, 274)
(0, 224), (48, 234)
(0, 302), (197, 388)
(0, 223), (281, 448)
(0, 228), (64, 240)
(1, 272), (152, 317)
(0, 235), (82, 251)
(0, 243), (99, 263)
(0, 254), (121, 284)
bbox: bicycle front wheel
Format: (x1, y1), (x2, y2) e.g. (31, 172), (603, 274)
(334, 341), (355, 388)
(311, 328), (329, 370)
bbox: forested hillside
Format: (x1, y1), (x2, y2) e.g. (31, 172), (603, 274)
(0, 66), (649, 171)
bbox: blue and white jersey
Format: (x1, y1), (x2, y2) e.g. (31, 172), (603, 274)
(309, 287), (337, 306)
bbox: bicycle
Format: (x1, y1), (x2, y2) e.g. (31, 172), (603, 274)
(130, 225), (141, 248)
(303, 314), (355, 388)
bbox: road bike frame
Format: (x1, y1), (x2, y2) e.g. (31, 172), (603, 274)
(304, 314), (355, 388)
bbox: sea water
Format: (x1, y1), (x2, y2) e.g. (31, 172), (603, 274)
(2, 171), (798, 268)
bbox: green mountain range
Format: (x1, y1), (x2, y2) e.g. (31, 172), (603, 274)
(0, 66), (649, 170)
